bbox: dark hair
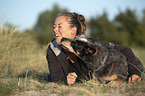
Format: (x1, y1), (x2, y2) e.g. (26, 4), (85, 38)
(57, 12), (86, 36)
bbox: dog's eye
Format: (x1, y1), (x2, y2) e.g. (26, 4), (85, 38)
(76, 45), (83, 50)
(77, 46), (82, 49)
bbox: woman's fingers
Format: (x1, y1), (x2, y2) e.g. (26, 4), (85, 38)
(67, 72), (78, 85)
(128, 74), (141, 84)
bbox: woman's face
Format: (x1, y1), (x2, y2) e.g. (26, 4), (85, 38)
(53, 16), (77, 44)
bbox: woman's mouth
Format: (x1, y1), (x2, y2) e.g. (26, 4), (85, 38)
(55, 34), (60, 37)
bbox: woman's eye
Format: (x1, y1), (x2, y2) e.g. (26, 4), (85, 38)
(58, 26), (61, 28)
(53, 26), (56, 29)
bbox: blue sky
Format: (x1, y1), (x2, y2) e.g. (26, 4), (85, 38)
(0, 0), (145, 31)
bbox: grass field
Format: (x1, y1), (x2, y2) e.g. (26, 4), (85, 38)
(0, 25), (145, 96)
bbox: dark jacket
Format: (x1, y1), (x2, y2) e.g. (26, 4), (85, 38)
(46, 40), (90, 83)
(46, 40), (144, 83)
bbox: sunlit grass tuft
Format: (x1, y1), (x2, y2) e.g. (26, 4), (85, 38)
(0, 24), (48, 78)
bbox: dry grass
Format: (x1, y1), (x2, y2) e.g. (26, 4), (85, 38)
(0, 24), (145, 96)
(0, 24), (48, 77)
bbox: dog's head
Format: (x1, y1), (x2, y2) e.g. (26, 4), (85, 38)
(61, 37), (98, 56)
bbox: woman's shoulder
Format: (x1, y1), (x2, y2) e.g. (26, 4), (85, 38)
(47, 39), (55, 48)
(46, 39), (62, 56)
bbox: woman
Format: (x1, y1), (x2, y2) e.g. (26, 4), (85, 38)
(46, 12), (144, 85)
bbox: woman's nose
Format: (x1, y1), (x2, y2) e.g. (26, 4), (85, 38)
(53, 27), (57, 33)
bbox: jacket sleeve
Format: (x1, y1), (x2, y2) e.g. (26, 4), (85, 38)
(99, 41), (144, 77)
(114, 44), (144, 77)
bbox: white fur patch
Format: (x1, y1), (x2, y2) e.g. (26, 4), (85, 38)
(78, 38), (88, 42)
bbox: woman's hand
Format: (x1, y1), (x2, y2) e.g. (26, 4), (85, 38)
(67, 72), (78, 85)
(128, 74), (141, 84)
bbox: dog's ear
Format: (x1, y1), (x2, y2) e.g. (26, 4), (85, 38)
(84, 45), (97, 55)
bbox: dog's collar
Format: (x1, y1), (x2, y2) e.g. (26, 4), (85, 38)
(94, 54), (108, 72)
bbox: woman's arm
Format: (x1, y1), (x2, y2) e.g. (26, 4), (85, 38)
(114, 44), (144, 83)
(99, 41), (144, 83)
(114, 44), (144, 77)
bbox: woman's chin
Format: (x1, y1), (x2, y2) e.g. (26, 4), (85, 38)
(55, 37), (62, 45)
